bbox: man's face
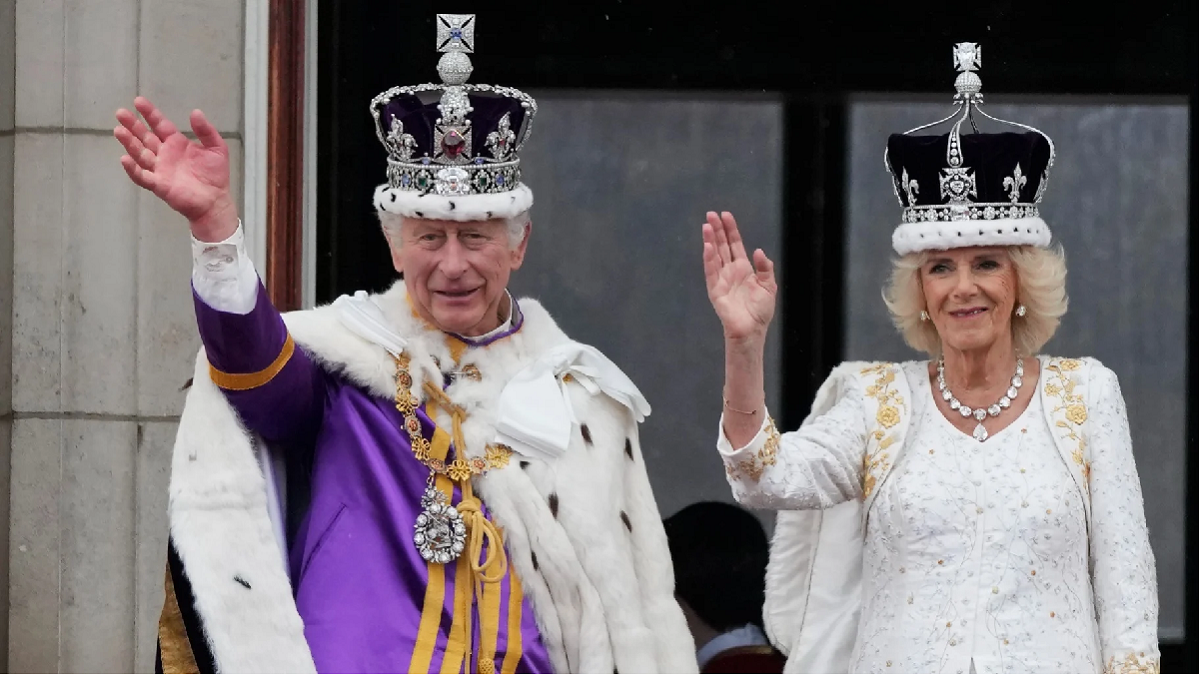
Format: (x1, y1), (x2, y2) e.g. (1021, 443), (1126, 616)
(388, 217), (529, 336)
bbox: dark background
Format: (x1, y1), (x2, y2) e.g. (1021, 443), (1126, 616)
(316, 2), (1197, 670)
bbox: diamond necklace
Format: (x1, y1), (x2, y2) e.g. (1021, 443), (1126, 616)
(936, 357), (1024, 442)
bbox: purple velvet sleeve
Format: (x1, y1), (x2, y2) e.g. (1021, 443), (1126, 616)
(193, 281), (326, 443)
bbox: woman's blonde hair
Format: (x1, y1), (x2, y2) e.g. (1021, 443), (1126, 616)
(882, 245), (1068, 357)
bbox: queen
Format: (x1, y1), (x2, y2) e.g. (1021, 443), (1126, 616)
(700, 43), (1159, 674)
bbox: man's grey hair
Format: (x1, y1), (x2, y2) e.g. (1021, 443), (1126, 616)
(378, 210), (530, 250)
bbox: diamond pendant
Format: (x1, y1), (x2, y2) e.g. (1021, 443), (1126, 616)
(414, 485), (466, 564)
(972, 422), (989, 443)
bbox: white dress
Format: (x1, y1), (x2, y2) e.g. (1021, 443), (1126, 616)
(717, 358), (1159, 674)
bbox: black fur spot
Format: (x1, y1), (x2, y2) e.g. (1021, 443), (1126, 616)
(620, 511), (632, 532)
(486, 211), (494, 218)
(234, 575), (252, 589)
(448, 201), (456, 210)
(624, 438), (634, 460)
(520, 460), (530, 470)
(581, 424), (593, 445)
(549, 493), (559, 518)
(531, 551), (539, 571)
(390, 193), (396, 202)
(180, 377), (194, 391)
(415, 210), (424, 218)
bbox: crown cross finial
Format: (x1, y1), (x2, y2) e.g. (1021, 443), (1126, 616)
(436, 15), (475, 87)
(953, 42), (983, 100)
(954, 42), (981, 72)
(437, 14), (475, 53)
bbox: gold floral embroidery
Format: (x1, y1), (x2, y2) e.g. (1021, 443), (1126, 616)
(1043, 358), (1091, 492)
(860, 363), (905, 498)
(730, 417), (780, 482)
(1105, 652), (1160, 673)
(876, 406), (900, 428)
(1066, 403), (1088, 425)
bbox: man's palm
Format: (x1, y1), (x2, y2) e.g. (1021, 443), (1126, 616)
(151, 132), (230, 221)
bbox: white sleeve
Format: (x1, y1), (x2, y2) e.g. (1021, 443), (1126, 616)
(191, 220), (261, 315)
(717, 390), (867, 511)
(1085, 363), (1160, 673)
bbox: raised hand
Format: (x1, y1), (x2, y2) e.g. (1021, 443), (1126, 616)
(702, 211), (778, 344)
(113, 96), (238, 242)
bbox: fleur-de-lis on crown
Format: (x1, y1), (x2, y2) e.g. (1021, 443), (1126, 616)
(1003, 164), (1027, 203)
(901, 168), (920, 205)
(486, 112), (517, 160)
(386, 118), (417, 161)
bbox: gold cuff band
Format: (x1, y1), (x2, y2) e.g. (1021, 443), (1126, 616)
(208, 334), (296, 391)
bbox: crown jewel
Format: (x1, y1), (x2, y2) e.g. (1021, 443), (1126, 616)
(369, 14), (537, 200)
(884, 42), (1057, 255)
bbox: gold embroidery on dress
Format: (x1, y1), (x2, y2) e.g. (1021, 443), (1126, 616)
(861, 363), (905, 497)
(1043, 358), (1091, 488)
(729, 417), (780, 482)
(1105, 651), (1160, 674)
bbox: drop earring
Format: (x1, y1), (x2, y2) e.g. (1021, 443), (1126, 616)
(1015, 304), (1027, 317)
(920, 310), (930, 322)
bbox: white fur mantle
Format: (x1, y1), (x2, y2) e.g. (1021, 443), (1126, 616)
(168, 282), (697, 673)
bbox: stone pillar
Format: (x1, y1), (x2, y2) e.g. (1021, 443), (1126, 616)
(6, 1), (245, 671)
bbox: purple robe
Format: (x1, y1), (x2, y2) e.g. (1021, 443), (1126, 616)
(194, 282), (552, 674)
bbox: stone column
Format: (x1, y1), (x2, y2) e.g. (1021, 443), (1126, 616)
(6, 1), (245, 671)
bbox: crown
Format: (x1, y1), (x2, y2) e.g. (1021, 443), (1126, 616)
(369, 14), (538, 221)
(884, 42), (1057, 255)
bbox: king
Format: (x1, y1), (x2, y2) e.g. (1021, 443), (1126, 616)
(113, 13), (696, 674)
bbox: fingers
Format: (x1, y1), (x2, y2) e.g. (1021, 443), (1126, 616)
(120, 155), (157, 192)
(721, 211), (750, 262)
(190, 109), (226, 151)
(115, 108), (162, 154)
(702, 241), (721, 296)
(134, 96), (180, 143)
(707, 211), (733, 265)
(113, 126), (156, 171)
(753, 249), (778, 292)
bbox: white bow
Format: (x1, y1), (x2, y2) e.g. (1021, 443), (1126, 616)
(333, 291), (409, 356)
(494, 342), (651, 462)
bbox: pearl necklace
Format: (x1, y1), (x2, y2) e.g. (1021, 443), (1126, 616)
(936, 357), (1024, 442)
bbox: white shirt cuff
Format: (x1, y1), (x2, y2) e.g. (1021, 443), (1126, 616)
(191, 220), (261, 315)
(717, 406), (773, 464)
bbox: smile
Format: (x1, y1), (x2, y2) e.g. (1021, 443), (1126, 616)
(949, 307), (988, 318)
(435, 288), (480, 300)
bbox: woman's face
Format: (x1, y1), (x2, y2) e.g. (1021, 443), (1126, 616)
(920, 246), (1018, 354)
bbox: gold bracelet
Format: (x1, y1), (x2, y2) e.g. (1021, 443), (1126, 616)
(723, 398), (760, 415)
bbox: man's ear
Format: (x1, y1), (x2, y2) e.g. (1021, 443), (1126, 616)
(510, 222), (532, 269)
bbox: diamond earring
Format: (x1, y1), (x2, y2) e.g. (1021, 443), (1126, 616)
(920, 310), (930, 322)
(1015, 304), (1027, 317)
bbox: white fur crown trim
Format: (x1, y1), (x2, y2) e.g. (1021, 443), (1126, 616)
(373, 183), (533, 221)
(892, 216), (1051, 255)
